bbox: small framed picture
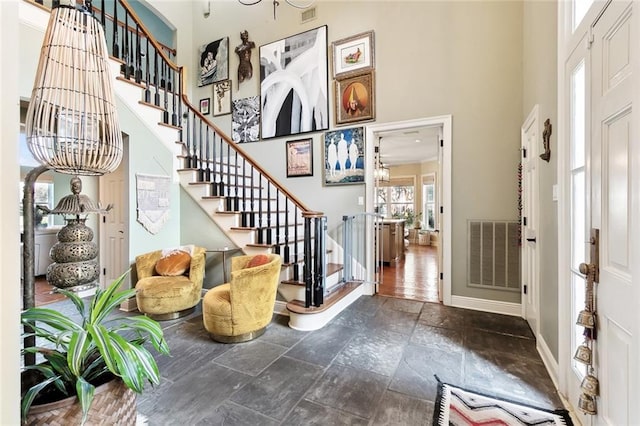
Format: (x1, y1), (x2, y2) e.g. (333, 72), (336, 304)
(323, 127), (365, 186)
(335, 72), (375, 125)
(212, 80), (232, 116)
(332, 30), (375, 78)
(199, 98), (210, 115)
(286, 138), (313, 178)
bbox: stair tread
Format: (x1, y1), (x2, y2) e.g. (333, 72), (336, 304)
(116, 75), (145, 89)
(176, 157), (241, 169)
(139, 100), (165, 111)
(286, 281), (363, 315)
(158, 121), (180, 130)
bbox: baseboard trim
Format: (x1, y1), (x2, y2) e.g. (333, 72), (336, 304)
(274, 300), (289, 316)
(536, 335), (559, 389)
(450, 295), (521, 316)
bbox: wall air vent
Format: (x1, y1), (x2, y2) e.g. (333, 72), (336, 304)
(468, 220), (520, 292)
(301, 6), (317, 24)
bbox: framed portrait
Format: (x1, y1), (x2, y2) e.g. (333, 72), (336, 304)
(332, 30), (375, 78)
(212, 80), (232, 116)
(323, 127), (365, 186)
(286, 138), (313, 178)
(199, 98), (210, 115)
(232, 96), (260, 143)
(198, 37), (229, 87)
(260, 26), (329, 139)
(335, 72), (375, 126)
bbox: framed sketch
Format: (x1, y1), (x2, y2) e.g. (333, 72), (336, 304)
(199, 98), (210, 115)
(232, 96), (260, 143)
(260, 26), (329, 139)
(335, 72), (375, 125)
(198, 37), (229, 87)
(323, 127), (365, 186)
(332, 30), (375, 78)
(212, 80), (232, 116)
(286, 138), (313, 177)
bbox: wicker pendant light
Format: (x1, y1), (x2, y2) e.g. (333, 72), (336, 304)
(25, 3), (122, 176)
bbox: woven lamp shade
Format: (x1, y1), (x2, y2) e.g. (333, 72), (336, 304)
(25, 5), (122, 176)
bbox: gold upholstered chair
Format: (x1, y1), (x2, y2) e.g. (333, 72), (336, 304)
(134, 246), (206, 320)
(203, 253), (282, 343)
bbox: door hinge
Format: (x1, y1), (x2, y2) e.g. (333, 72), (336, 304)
(440, 139), (443, 147)
(103, 268), (106, 276)
(587, 33), (594, 50)
(523, 216), (527, 226)
(440, 206), (443, 214)
(523, 284), (527, 295)
(522, 148), (527, 158)
(440, 272), (443, 280)
(102, 216), (106, 223)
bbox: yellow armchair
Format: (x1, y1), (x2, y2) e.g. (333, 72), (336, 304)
(203, 254), (282, 343)
(134, 246), (206, 320)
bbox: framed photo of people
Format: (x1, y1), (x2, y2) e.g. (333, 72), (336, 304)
(198, 37), (229, 87)
(323, 127), (365, 186)
(286, 138), (313, 178)
(335, 72), (375, 126)
(331, 30), (375, 78)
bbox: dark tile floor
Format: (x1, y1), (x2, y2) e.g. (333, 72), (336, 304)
(126, 295), (564, 425)
(26, 295), (562, 424)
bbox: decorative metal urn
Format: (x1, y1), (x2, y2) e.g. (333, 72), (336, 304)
(40, 176), (112, 291)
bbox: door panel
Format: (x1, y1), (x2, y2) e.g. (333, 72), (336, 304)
(590, 1), (633, 423)
(521, 106), (539, 334)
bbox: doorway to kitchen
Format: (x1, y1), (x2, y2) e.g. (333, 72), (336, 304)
(365, 116), (452, 305)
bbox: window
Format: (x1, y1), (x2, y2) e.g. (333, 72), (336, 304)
(423, 182), (436, 230)
(19, 181), (54, 228)
(376, 184), (415, 227)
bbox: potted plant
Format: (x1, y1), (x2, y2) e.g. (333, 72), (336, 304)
(21, 272), (170, 425)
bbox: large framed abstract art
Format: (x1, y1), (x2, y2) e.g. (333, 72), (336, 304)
(198, 37), (229, 87)
(259, 26), (329, 139)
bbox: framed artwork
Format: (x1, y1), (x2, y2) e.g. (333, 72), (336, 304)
(286, 138), (313, 177)
(260, 26), (329, 139)
(199, 98), (210, 115)
(198, 37), (229, 87)
(335, 72), (375, 126)
(212, 80), (232, 116)
(232, 96), (260, 143)
(332, 30), (375, 78)
(323, 127), (365, 186)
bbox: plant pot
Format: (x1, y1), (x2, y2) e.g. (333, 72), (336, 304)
(24, 376), (136, 426)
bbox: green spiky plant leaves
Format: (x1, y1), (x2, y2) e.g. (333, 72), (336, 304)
(21, 271), (170, 425)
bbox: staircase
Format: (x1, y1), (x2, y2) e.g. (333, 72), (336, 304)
(21, 0), (365, 330)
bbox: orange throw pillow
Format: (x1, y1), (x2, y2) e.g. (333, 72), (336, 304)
(246, 254), (270, 269)
(156, 250), (191, 276)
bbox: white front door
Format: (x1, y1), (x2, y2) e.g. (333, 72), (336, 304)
(521, 105), (539, 336)
(563, 1), (638, 423)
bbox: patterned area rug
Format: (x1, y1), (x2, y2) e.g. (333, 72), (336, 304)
(433, 380), (573, 426)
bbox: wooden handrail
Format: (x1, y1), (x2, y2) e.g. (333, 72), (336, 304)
(94, 6), (176, 56)
(114, 0), (314, 214)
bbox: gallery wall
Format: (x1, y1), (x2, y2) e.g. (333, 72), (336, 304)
(171, 0), (525, 304)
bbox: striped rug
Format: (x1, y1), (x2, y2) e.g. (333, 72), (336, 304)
(433, 380), (573, 426)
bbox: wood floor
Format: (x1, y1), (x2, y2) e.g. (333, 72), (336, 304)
(378, 243), (439, 303)
(33, 276), (67, 306)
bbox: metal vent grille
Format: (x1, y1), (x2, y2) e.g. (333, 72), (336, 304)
(468, 220), (520, 292)
(301, 7), (317, 23)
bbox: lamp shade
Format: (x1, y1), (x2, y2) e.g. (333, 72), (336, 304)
(25, 5), (122, 176)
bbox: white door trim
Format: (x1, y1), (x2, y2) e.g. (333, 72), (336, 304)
(365, 115), (452, 304)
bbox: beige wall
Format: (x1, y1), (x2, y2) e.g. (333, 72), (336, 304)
(523, 0), (559, 360)
(165, 0), (525, 303)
